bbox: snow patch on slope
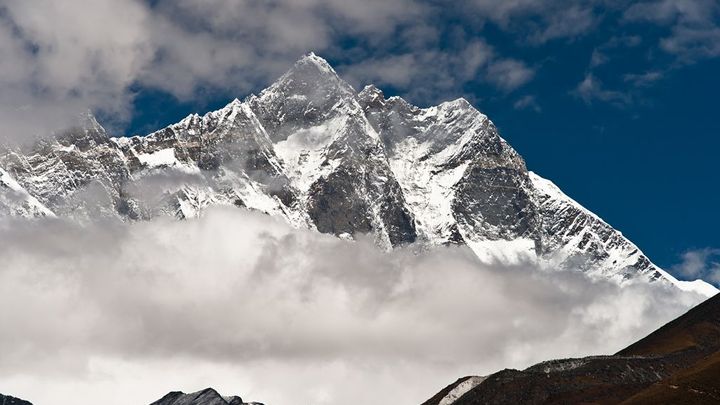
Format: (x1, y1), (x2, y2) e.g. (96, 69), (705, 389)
(0, 167), (55, 217)
(529, 171), (604, 223)
(389, 137), (468, 243)
(464, 238), (537, 266)
(658, 269), (718, 298)
(135, 148), (198, 174)
(136, 148), (177, 167)
(438, 376), (486, 405)
(274, 117), (344, 192)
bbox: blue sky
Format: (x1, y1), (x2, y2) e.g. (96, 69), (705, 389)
(2, 0), (719, 278)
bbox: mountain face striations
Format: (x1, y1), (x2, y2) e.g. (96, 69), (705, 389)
(0, 53), (714, 295)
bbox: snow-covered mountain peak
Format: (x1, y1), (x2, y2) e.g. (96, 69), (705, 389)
(77, 110), (106, 135)
(358, 84), (387, 108)
(48, 110), (112, 152)
(438, 97), (473, 111)
(359, 83), (383, 97)
(247, 55), (359, 143)
(0, 54), (715, 296)
(296, 52), (337, 75)
(262, 53), (353, 98)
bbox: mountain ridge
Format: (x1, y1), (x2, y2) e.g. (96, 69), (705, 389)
(0, 53), (715, 296)
(0, 388), (262, 405)
(423, 291), (720, 405)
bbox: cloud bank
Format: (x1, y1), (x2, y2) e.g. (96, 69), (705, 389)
(0, 207), (705, 405)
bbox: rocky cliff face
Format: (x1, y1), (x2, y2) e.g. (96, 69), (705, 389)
(0, 53), (714, 295)
(150, 388), (262, 405)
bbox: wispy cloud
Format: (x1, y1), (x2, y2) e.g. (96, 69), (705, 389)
(672, 248), (720, 285)
(463, 0), (600, 44)
(0, 0), (428, 143)
(486, 59), (536, 92)
(1, 0), (720, 143)
(624, 0), (720, 64)
(0, 0), (540, 144)
(624, 71), (664, 87)
(590, 49), (610, 68)
(573, 73), (631, 106)
(340, 39), (534, 103)
(513, 95), (541, 112)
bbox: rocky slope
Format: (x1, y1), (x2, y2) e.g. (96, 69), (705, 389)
(0, 388), (262, 405)
(0, 394), (32, 405)
(423, 292), (720, 405)
(0, 53), (714, 295)
(150, 388), (262, 405)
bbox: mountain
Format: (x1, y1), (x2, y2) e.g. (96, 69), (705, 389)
(0, 388), (262, 405)
(422, 292), (720, 405)
(0, 53), (714, 295)
(0, 394), (32, 405)
(150, 388), (262, 405)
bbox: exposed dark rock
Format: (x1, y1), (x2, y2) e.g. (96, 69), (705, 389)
(0, 394), (33, 405)
(453, 166), (538, 242)
(307, 167), (374, 237)
(149, 388), (261, 405)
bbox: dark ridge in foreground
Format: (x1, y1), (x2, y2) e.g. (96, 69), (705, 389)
(0, 394), (32, 405)
(424, 293), (720, 405)
(149, 388), (258, 405)
(618, 290), (720, 357)
(0, 388), (263, 405)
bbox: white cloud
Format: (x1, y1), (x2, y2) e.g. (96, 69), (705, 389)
(0, 0), (545, 145)
(590, 49), (609, 68)
(513, 95), (541, 112)
(573, 73), (631, 106)
(660, 26), (720, 60)
(341, 39), (533, 103)
(0, 0), (152, 143)
(486, 59), (536, 92)
(465, 0), (600, 44)
(624, 71), (664, 87)
(3, 0), (720, 146)
(0, 0), (430, 144)
(624, 0), (717, 25)
(624, 0), (720, 63)
(672, 248), (720, 285)
(527, 5), (598, 43)
(0, 208), (704, 405)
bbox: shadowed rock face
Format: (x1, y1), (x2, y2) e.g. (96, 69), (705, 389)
(0, 54), (713, 292)
(453, 165), (538, 242)
(149, 388), (260, 405)
(0, 394), (33, 405)
(424, 293), (720, 405)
